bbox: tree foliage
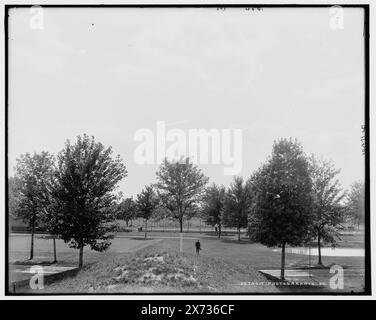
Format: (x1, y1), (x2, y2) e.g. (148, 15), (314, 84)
(136, 185), (159, 238)
(13, 152), (56, 260)
(308, 154), (346, 265)
(53, 134), (127, 268)
(201, 183), (226, 238)
(222, 177), (251, 241)
(117, 197), (137, 227)
(249, 138), (313, 279)
(155, 157), (209, 232)
(345, 181), (365, 229)
(8, 176), (22, 219)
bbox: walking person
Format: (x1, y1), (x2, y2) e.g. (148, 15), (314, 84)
(195, 240), (201, 256)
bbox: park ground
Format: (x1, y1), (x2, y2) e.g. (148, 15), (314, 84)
(8, 229), (365, 294)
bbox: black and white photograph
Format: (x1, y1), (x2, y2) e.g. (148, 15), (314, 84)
(4, 3), (370, 296)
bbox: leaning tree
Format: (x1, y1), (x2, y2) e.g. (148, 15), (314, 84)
(54, 134), (127, 268)
(155, 157), (208, 232)
(249, 138), (314, 280)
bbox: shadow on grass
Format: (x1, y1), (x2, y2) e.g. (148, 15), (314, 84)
(293, 263), (352, 270)
(12, 260), (58, 266)
(127, 237), (156, 241)
(202, 232), (238, 237)
(220, 239), (252, 245)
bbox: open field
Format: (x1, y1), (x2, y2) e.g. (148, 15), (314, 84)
(8, 230), (365, 294)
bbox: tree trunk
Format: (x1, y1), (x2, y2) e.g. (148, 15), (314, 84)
(238, 226), (241, 241)
(218, 224), (221, 238)
(281, 242), (286, 280)
(78, 243), (84, 268)
(179, 217), (183, 233)
(29, 218), (35, 260)
(52, 235), (57, 263)
(144, 219), (147, 238)
(317, 231), (322, 265)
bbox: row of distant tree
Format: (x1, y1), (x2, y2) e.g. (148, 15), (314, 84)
(9, 134), (365, 279)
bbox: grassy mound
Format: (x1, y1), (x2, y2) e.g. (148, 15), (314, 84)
(29, 245), (279, 293)
(104, 252), (201, 292)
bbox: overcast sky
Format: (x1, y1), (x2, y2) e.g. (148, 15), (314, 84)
(8, 7), (365, 197)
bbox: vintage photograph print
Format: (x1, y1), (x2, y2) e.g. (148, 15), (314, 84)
(5, 5), (369, 295)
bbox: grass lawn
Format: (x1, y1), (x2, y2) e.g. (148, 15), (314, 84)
(9, 231), (366, 294)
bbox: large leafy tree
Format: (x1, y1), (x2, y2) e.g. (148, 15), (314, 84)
(309, 155), (346, 265)
(13, 152), (56, 260)
(155, 157), (209, 232)
(136, 186), (159, 238)
(345, 181), (365, 229)
(222, 177), (251, 241)
(249, 138), (313, 280)
(54, 134), (127, 268)
(201, 183), (226, 238)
